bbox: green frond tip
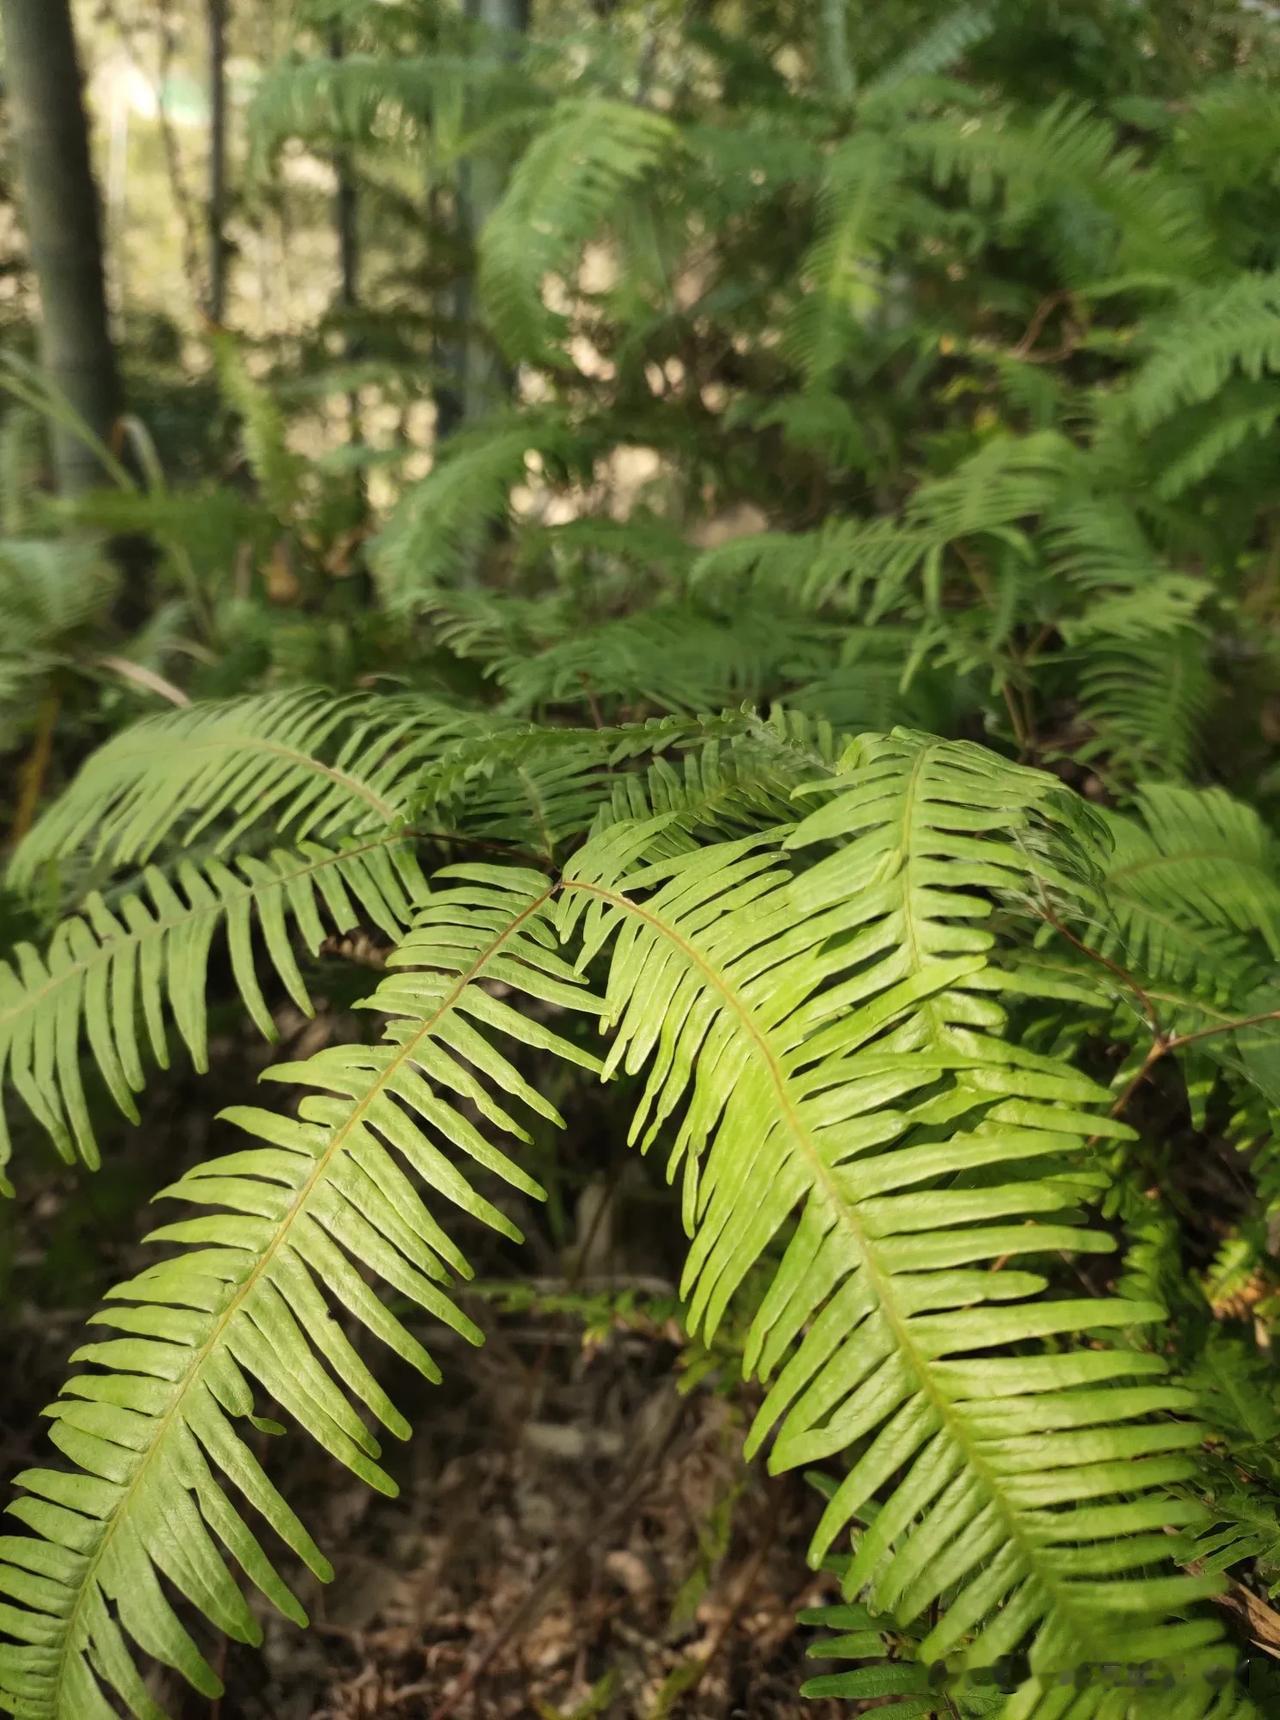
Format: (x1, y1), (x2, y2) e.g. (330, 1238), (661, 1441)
(0, 835), (426, 1181)
(558, 730), (1234, 1705)
(0, 872), (599, 1718)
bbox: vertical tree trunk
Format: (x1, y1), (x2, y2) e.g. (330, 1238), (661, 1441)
(0, 0), (122, 495)
(821, 0), (855, 104)
(207, 0), (230, 322)
(329, 24), (363, 450)
(439, 0), (528, 437)
(330, 27), (360, 320)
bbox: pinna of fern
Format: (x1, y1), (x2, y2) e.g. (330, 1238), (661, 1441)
(0, 691), (841, 1184)
(0, 723), (1267, 1719)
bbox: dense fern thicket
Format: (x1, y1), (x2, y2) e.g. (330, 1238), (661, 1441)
(3, 2), (1280, 1717)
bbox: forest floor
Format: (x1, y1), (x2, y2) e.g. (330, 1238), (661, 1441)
(0, 1000), (851, 1720)
(2, 1256), (845, 1719)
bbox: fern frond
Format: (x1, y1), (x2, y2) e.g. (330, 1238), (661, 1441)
(479, 602), (840, 717)
(905, 97), (1206, 279)
(10, 691), (481, 891)
(0, 870), (600, 1717)
(1153, 383), (1280, 501)
(1126, 272), (1280, 431)
(1043, 495), (1161, 594)
(587, 715), (838, 863)
(0, 541), (116, 743)
(783, 133), (902, 386)
(1074, 626), (1214, 782)
(0, 540), (114, 646)
(1092, 784), (1280, 992)
(0, 408), (47, 535)
(905, 430), (1074, 543)
(557, 732), (1232, 1703)
(478, 97), (678, 364)
(210, 337), (305, 524)
(250, 52), (536, 159)
(798, 1597), (940, 1709)
(0, 835), (424, 1185)
(867, 2), (994, 92)
(413, 707), (837, 859)
(1061, 574), (1212, 643)
(691, 517), (930, 618)
(788, 615), (982, 738)
(373, 413), (587, 607)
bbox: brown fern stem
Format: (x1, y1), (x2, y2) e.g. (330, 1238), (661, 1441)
(10, 682), (61, 844)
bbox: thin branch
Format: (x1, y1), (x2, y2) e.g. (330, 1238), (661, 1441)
(1010, 290), (1080, 362)
(1036, 893), (1163, 1039)
(577, 671), (605, 730)
(1165, 1008), (1280, 1055)
(1103, 1008), (1280, 1132)
(10, 684), (61, 843)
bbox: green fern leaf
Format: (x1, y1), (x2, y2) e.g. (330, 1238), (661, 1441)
(867, 2), (994, 92)
(373, 413), (587, 607)
(556, 732), (1233, 1704)
(0, 835), (424, 1186)
(478, 97), (678, 365)
(783, 132), (903, 386)
(1126, 272), (1280, 432)
(1093, 784), (1280, 989)
(210, 336), (305, 524)
(10, 691), (480, 892)
(0, 870), (600, 1717)
(1074, 627), (1214, 783)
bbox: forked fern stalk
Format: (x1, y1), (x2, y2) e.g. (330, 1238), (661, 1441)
(0, 708), (1268, 1718)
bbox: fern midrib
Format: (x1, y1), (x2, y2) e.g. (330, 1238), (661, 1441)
(97, 733), (403, 831)
(1107, 848), (1269, 886)
(0, 835), (412, 1036)
(562, 875), (1095, 1657)
(45, 884), (554, 1707)
(516, 766), (557, 860)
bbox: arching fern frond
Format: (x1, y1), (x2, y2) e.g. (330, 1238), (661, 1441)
(1074, 626), (1214, 784)
(0, 541), (117, 748)
(783, 133), (903, 387)
(10, 691), (481, 894)
(250, 52), (537, 160)
(373, 413), (588, 608)
(0, 869), (600, 1718)
(587, 712), (839, 862)
(691, 517), (931, 619)
(904, 97), (1206, 280)
(477, 602), (841, 718)
(905, 430), (1075, 544)
(1152, 382), (1280, 501)
(210, 336), (304, 525)
(867, 1), (994, 92)
(478, 97), (679, 365)
(1125, 271), (1280, 432)
(1089, 784), (1280, 993)
(0, 834), (425, 1186)
(0, 728), (1265, 1713)
(557, 731), (1235, 1707)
